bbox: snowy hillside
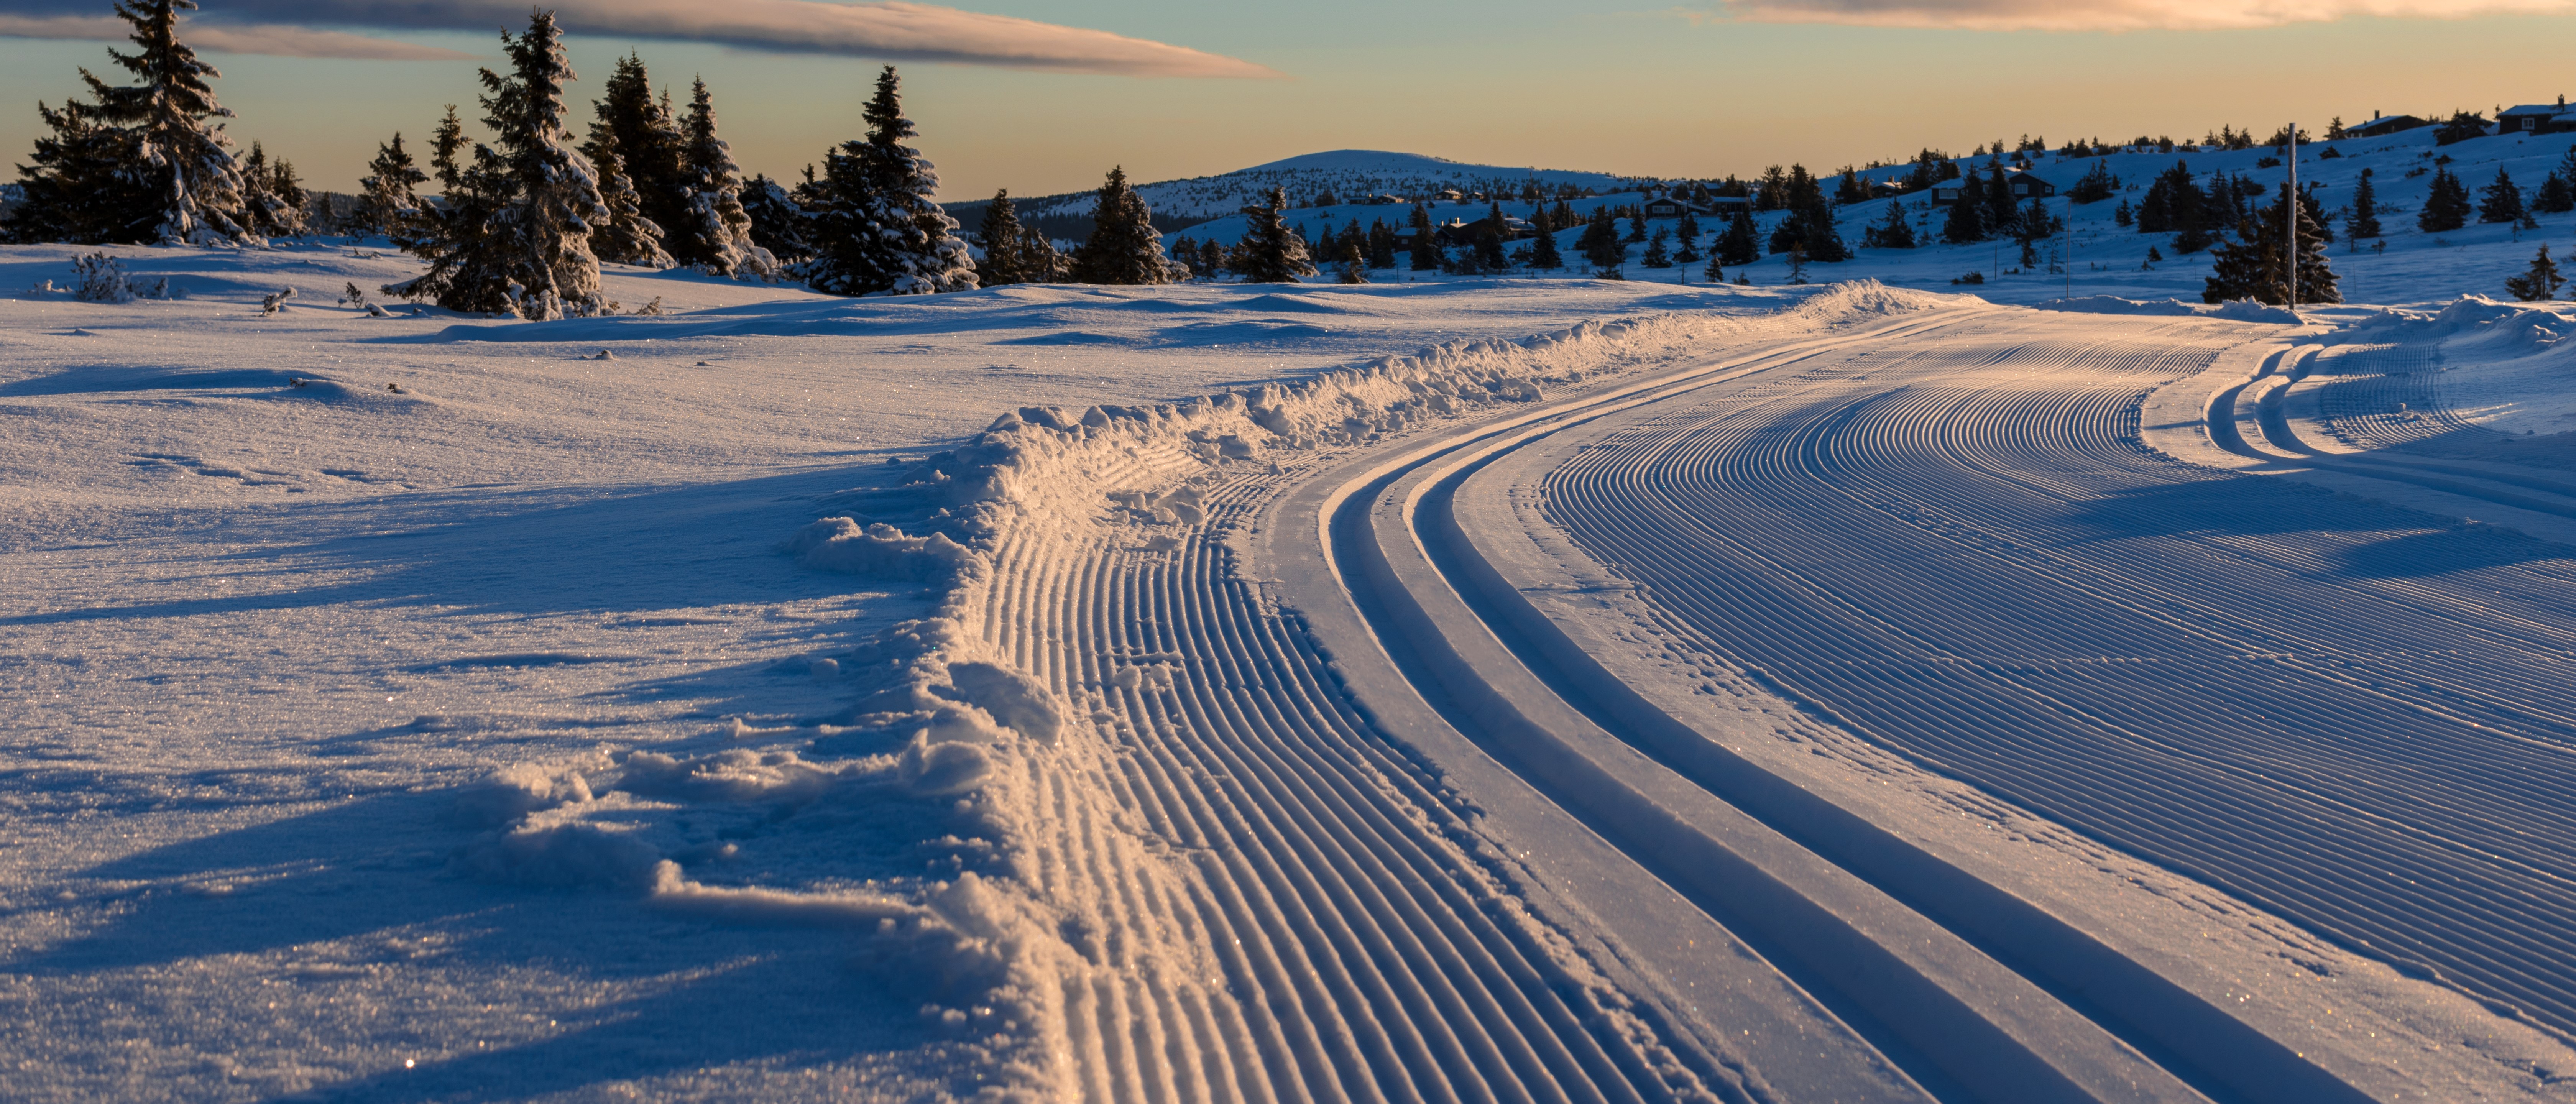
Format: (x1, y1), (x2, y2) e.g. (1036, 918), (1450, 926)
(951, 149), (1635, 239)
(1156, 126), (2576, 309)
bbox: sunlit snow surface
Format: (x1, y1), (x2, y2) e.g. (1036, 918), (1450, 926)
(9, 233), (2576, 1102)
(0, 247), (1804, 1100)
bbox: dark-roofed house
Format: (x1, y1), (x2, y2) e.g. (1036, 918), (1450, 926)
(1929, 169), (2055, 206)
(1641, 195), (1704, 219)
(2499, 103), (2573, 136)
(2344, 112), (2427, 139)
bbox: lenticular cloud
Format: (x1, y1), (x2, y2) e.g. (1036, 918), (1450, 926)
(1714, 0), (2576, 30)
(0, 0), (1279, 77)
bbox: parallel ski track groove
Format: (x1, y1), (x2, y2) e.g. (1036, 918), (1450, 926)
(978, 442), (1737, 1101)
(1534, 315), (2576, 1039)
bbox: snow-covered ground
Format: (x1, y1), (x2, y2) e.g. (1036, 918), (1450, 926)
(10, 237), (2576, 1102)
(1161, 128), (2576, 312)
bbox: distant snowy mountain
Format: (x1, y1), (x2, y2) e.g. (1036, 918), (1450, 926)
(948, 150), (1636, 243)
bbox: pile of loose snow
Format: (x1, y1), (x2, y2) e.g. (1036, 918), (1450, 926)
(2328, 294), (2576, 437)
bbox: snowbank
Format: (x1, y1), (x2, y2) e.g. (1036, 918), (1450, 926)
(2033, 295), (2202, 316)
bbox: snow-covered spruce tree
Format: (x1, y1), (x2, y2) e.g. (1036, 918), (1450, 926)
(2538, 148), (2576, 216)
(1018, 231), (1066, 283)
(2477, 167), (2527, 225)
(1943, 171), (1988, 244)
(3, 94), (146, 243)
(2505, 245), (2562, 301)
(8, 0), (253, 245)
(2203, 183), (2338, 305)
(2418, 166), (2471, 233)
(739, 174), (816, 266)
(673, 78), (772, 278)
(586, 53), (688, 250)
(1529, 217), (1564, 269)
(386, 12), (610, 320)
(239, 142), (306, 238)
(1579, 208), (1626, 269)
(2343, 168), (2381, 243)
(1336, 239), (1368, 283)
(1073, 166), (1180, 284)
(1640, 227), (1672, 268)
(1232, 185), (1315, 283)
(801, 66), (977, 296)
(266, 153), (308, 237)
(1864, 200), (1916, 249)
(1981, 161), (2018, 240)
(976, 188), (1028, 286)
(1717, 205), (1761, 266)
(98, 0), (255, 245)
(352, 132), (427, 240)
(586, 138), (673, 268)
(2536, 167), (2576, 216)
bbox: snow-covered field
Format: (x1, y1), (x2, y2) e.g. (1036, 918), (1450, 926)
(1166, 128), (2576, 313)
(9, 240), (2576, 1102)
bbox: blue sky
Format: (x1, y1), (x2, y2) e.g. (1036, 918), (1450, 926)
(1, 1), (2570, 199)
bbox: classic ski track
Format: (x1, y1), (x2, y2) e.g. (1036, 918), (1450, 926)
(1515, 311), (2576, 1053)
(967, 427), (1762, 1101)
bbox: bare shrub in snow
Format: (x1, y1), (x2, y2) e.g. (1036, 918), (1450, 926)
(71, 253), (135, 302)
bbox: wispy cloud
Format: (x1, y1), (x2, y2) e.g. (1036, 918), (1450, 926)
(0, 1), (1280, 78)
(1684, 0), (2576, 31)
(0, 13), (470, 59)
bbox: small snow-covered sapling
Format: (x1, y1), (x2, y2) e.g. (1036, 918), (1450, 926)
(260, 287), (298, 315)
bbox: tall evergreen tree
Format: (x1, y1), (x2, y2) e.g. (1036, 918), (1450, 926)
(265, 153), (308, 237)
(2, 92), (145, 243)
(585, 137), (673, 268)
(2343, 168), (2381, 242)
(1641, 227), (1672, 268)
(1072, 166), (1179, 284)
(1863, 200), (1916, 249)
(1981, 161), (2018, 241)
(802, 66), (977, 296)
(2202, 183), (2339, 306)
(2477, 167), (2528, 225)
(1233, 185), (1314, 283)
(2505, 244), (2562, 301)
(1477, 200), (1510, 270)
(1529, 218), (1564, 269)
(738, 173), (815, 266)
(6, 0), (252, 245)
(1579, 208), (1626, 269)
(674, 77), (770, 277)
(2535, 169), (2576, 216)
(976, 187), (1028, 286)
(2418, 166), (2471, 232)
(586, 53), (688, 248)
(352, 132), (427, 240)
(1367, 219), (1398, 269)
(99, 0), (253, 245)
(1716, 205), (1761, 266)
(385, 11), (610, 320)
(239, 141), (285, 236)
(1942, 172), (1989, 244)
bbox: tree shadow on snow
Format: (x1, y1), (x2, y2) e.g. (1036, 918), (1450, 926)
(0, 464), (905, 627)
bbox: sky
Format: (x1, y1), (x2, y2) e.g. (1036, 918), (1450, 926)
(1, 0), (2572, 200)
